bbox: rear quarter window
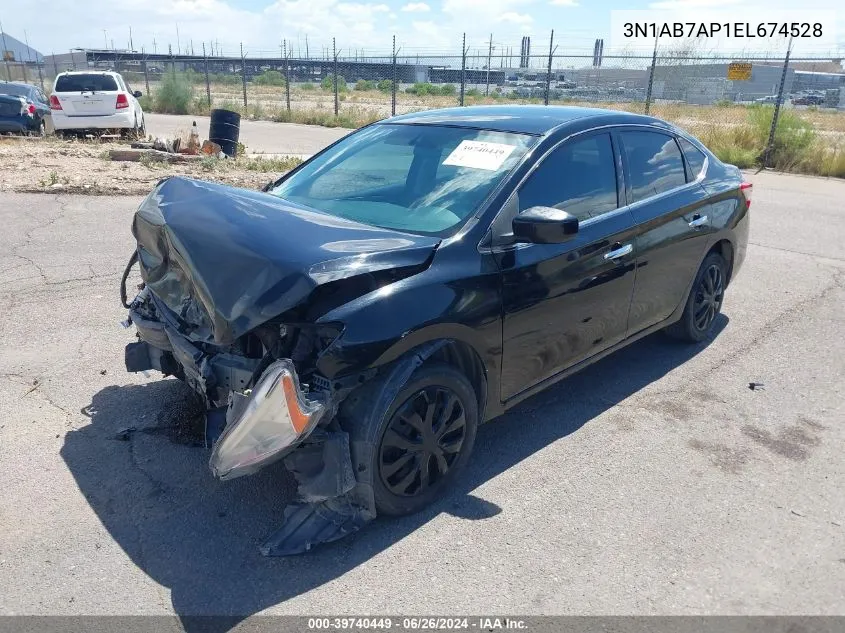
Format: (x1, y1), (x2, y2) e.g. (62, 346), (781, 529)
(55, 74), (119, 92)
(678, 137), (708, 181)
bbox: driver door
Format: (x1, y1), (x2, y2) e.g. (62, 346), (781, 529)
(496, 131), (638, 401)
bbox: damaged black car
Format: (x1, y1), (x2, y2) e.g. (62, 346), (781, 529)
(121, 105), (750, 555)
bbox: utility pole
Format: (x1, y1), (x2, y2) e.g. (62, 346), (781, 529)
(129, 27), (134, 51)
(305, 34), (309, 59)
(176, 23), (181, 56)
(102, 30), (108, 49)
(153, 38), (157, 54)
(486, 33), (493, 95)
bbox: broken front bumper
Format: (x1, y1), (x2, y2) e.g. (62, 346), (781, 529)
(125, 301), (328, 480)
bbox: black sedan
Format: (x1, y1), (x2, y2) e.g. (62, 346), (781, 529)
(121, 105), (751, 554)
(0, 81), (50, 135)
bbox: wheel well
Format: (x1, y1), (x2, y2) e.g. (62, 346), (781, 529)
(709, 239), (734, 285)
(424, 340), (488, 421)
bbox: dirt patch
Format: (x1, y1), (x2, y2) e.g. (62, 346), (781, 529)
(0, 136), (297, 196)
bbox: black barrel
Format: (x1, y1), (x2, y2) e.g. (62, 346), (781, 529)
(209, 109), (241, 157)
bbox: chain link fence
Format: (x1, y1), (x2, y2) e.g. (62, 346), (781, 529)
(6, 32), (845, 173)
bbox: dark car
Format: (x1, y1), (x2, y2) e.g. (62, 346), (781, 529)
(121, 105), (751, 555)
(0, 81), (50, 135)
(792, 94), (824, 106)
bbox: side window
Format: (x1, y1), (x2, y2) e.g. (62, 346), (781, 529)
(620, 131), (687, 203)
(517, 133), (618, 222)
(678, 137), (708, 182)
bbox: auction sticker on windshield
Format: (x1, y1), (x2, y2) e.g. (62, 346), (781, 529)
(443, 141), (516, 171)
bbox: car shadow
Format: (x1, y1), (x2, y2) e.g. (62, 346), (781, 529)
(61, 316), (726, 628)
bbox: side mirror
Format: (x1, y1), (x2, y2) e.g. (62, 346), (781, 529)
(512, 206), (579, 244)
(133, 90), (143, 98)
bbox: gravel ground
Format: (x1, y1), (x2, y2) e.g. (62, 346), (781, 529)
(0, 116), (351, 195)
(0, 170), (843, 623)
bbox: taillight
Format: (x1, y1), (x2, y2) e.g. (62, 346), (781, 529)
(115, 93), (129, 109)
(740, 181), (752, 209)
(49, 95), (62, 110)
(27, 103), (36, 115)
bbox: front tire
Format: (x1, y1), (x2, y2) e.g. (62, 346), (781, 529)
(342, 362), (479, 516)
(665, 252), (727, 343)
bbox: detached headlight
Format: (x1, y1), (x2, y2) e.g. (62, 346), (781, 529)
(210, 359), (326, 480)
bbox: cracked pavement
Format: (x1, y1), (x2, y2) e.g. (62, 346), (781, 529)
(0, 170), (843, 621)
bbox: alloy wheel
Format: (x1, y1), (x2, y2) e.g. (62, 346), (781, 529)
(693, 263), (724, 332)
(379, 386), (467, 497)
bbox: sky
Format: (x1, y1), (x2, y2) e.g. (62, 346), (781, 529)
(2, 0), (842, 61)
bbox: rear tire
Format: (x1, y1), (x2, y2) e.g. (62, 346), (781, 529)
(665, 252), (727, 343)
(341, 362), (479, 517)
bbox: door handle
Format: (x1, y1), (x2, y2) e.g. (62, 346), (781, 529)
(688, 214), (709, 228)
(604, 243), (633, 260)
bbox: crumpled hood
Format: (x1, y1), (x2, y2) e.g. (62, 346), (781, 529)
(132, 177), (440, 345)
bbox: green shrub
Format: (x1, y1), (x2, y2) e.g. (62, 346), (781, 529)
(209, 73), (240, 85)
(299, 82), (316, 91)
(406, 82), (439, 96)
(439, 84), (456, 96)
(154, 72), (194, 114)
(321, 75), (348, 92)
(465, 88), (481, 98)
(748, 106), (816, 169)
(138, 94), (154, 112)
(253, 70), (286, 87)
(355, 79), (376, 91)
(377, 79), (394, 93)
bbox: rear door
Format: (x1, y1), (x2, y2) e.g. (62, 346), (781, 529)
(498, 131), (638, 400)
(619, 129), (713, 334)
(53, 73), (119, 116)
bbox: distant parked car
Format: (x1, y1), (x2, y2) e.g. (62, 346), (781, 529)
(49, 71), (146, 138)
(792, 94), (824, 106)
(0, 81), (51, 136)
(754, 95), (779, 104)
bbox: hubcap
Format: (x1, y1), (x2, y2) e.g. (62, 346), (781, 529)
(693, 264), (724, 331)
(379, 386), (467, 497)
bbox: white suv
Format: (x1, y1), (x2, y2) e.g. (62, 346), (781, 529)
(50, 71), (146, 137)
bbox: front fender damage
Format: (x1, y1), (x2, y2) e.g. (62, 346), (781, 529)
(258, 340), (449, 556)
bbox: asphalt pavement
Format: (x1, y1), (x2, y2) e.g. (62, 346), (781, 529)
(0, 170), (843, 622)
(143, 113), (351, 155)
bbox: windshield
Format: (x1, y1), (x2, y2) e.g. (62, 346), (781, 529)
(55, 74), (118, 92)
(0, 84), (30, 98)
(270, 124), (535, 236)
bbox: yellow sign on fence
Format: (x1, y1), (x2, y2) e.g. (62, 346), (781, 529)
(727, 62), (753, 81)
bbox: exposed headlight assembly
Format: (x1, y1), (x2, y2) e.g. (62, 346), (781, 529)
(210, 359), (326, 480)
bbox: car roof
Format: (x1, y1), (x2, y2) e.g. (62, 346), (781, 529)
(0, 81), (35, 90)
(386, 105), (667, 135)
(57, 70), (120, 76)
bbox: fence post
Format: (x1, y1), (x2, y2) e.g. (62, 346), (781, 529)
(485, 33), (492, 96)
(283, 41), (291, 113)
(70, 49), (77, 71)
(21, 60), (28, 84)
(333, 37), (339, 117)
(544, 30), (554, 106)
(240, 42), (248, 110)
(203, 43), (211, 107)
(52, 51), (58, 78)
(391, 35), (397, 116)
(460, 33), (466, 106)
(1, 30), (12, 81)
(644, 35), (658, 114)
(142, 49), (150, 96)
(36, 62), (44, 91)
(763, 39), (793, 169)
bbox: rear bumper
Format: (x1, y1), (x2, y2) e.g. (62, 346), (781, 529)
(52, 110), (134, 130)
(0, 117), (37, 133)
